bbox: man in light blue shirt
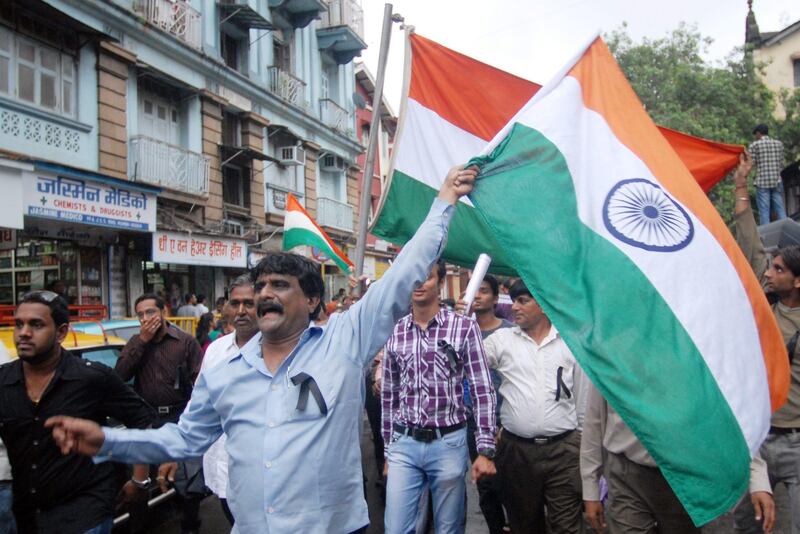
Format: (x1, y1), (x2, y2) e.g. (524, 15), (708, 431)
(46, 167), (482, 534)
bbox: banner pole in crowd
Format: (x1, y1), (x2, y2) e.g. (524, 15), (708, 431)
(462, 253), (492, 315)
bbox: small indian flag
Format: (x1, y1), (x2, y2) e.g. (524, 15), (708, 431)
(468, 35), (789, 525)
(282, 193), (353, 274)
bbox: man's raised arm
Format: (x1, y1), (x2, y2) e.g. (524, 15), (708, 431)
(733, 152), (770, 282)
(344, 166), (478, 361)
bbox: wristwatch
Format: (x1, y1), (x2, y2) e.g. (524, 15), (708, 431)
(478, 448), (496, 460)
(130, 477), (152, 490)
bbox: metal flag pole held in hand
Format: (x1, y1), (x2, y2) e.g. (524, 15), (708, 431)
(352, 4), (404, 296)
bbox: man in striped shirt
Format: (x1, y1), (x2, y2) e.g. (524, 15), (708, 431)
(382, 259), (497, 534)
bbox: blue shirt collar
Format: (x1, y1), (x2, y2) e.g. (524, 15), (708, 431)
(238, 324), (324, 376)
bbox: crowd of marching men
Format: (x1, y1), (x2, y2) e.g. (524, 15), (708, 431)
(0, 156), (796, 534)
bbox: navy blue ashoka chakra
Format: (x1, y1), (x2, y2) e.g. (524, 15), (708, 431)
(602, 178), (694, 252)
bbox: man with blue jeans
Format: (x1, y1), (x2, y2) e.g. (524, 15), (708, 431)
(749, 123), (786, 225)
(46, 167), (480, 534)
(382, 260), (497, 534)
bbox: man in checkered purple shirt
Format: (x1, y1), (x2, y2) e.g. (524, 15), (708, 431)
(748, 123), (786, 225)
(382, 259), (497, 534)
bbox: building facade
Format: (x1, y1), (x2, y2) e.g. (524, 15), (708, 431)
(0, 0), (366, 317)
(746, 4), (800, 119)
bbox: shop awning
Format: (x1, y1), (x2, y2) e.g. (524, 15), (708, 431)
(218, 3), (275, 30)
(220, 145), (279, 167)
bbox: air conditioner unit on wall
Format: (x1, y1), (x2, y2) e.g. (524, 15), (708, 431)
(278, 146), (306, 166)
(320, 154), (346, 172)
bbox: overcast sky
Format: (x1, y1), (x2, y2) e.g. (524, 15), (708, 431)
(360, 0), (800, 113)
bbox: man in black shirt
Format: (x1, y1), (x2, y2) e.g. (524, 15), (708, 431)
(0, 290), (154, 534)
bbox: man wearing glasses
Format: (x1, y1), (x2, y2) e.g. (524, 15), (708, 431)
(0, 291), (154, 534)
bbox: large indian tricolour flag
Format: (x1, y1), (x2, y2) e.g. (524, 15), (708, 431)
(467, 35), (789, 525)
(371, 32), (744, 274)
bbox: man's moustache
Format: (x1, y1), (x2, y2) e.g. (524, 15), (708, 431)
(257, 301), (284, 317)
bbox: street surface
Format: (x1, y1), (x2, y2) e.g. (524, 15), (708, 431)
(146, 412), (790, 533)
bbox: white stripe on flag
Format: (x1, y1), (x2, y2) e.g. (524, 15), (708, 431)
(394, 99), (487, 207)
(285, 210), (328, 240)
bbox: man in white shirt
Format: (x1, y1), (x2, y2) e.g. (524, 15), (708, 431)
(195, 295), (210, 315)
(198, 275), (259, 526)
(581, 381), (775, 533)
(483, 279), (588, 533)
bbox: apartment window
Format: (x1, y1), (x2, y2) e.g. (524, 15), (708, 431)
(360, 123), (370, 145)
(220, 25), (249, 75)
(794, 59), (800, 88)
(272, 29), (293, 72)
(0, 29), (11, 96)
(0, 26), (76, 117)
(139, 88), (181, 146)
(222, 112), (241, 146)
(318, 170), (343, 202)
(320, 68), (330, 100)
(321, 63), (339, 101)
(223, 165), (250, 208)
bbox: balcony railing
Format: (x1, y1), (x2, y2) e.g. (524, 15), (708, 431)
(129, 135), (210, 196)
(133, 0), (202, 50)
(319, 98), (349, 133)
(317, 197), (353, 232)
(268, 67), (307, 108)
(318, 0), (364, 41)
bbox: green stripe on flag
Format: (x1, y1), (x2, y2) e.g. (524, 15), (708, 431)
(283, 228), (351, 273)
(469, 124), (749, 525)
(372, 171), (518, 275)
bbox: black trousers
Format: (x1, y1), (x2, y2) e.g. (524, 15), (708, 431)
(467, 415), (508, 534)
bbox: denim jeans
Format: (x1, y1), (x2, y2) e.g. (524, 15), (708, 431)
(385, 428), (469, 534)
(756, 184), (787, 225)
(0, 481), (15, 534)
(82, 518), (113, 534)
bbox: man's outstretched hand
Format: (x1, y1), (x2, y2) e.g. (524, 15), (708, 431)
(45, 416), (106, 456)
(438, 166), (478, 206)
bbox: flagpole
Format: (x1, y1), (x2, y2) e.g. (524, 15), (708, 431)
(352, 3), (400, 295)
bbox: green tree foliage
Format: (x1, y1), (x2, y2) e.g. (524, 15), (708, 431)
(775, 89), (800, 160)
(605, 23), (800, 224)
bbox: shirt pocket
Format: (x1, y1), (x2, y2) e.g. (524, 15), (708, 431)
(431, 338), (463, 381)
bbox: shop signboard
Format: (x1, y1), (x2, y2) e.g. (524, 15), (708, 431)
(23, 172), (156, 232)
(153, 231), (247, 268)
